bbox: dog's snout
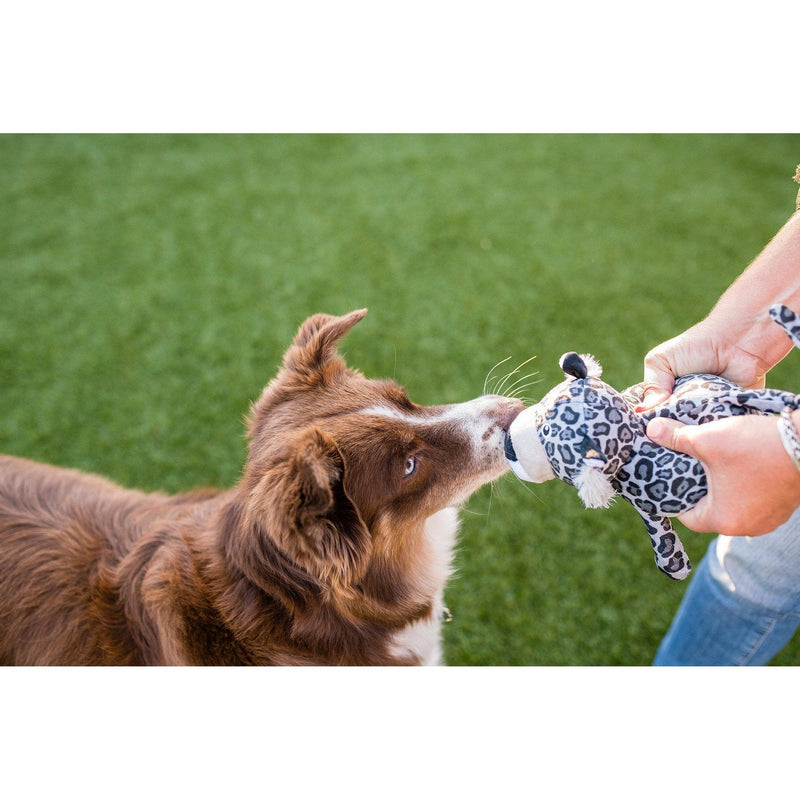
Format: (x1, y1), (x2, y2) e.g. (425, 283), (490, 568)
(484, 396), (523, 432)
(436, 395), (524, 454)
(500, 398), (524, 431)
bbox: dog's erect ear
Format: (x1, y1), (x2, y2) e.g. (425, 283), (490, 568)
(282, 309), (368, 383)
(248, 427), (372, 585)
(246, 309), (368, 443)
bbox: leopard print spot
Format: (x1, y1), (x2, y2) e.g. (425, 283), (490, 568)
(645, 480), (669, 501)
(617, 424), (634, 443)
(662, 552), (687, 574)
(671, 477), (694, 496)
(561, 407), (580, 425)
(655, 452), (675, 468)
(673, 460), (690, 475)
(557, 444), (576, 466)
(685, 487), (707, 505)
(656, 533), (676, 557)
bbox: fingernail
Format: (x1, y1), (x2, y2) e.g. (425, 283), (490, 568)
(635, 397), (658, 414)
(642, 388), (668, 408)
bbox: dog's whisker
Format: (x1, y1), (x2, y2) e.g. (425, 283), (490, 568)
(505, 380), (542, 401)
(505, 369), (539, 388)
(460, 505), (489, 517)
(491, 365), (518, 396)
(484, 355), (513, 395)
(492, 370), (516, 396)
(503, 371), (540, 397)
(510, 471), (546, 500)
(493, 355), (537, 396)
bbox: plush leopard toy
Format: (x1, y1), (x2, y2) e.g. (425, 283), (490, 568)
(504, 304), (800, 580)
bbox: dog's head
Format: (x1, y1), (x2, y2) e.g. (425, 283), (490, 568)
(231, 310), (521, 621)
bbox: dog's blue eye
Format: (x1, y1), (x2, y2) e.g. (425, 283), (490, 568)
(404, 456), (417, 477)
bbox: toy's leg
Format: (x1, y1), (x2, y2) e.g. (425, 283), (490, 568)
(640, 513), (692, 580)
(733, 387), (800, 414)
(654, 505), (800, 665)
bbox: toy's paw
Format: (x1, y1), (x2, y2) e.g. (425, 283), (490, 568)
(642, 514), (692, 580)
(658, 553), (692, 581)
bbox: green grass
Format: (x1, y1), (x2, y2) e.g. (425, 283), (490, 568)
(1, 133), (799, 665)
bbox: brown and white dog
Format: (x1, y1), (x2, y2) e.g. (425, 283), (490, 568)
(0, 309), (521, 665)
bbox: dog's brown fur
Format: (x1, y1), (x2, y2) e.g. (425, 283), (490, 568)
(0, 310), (520, 665)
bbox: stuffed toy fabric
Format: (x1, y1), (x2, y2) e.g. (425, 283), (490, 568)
(504, 304), (800, 580)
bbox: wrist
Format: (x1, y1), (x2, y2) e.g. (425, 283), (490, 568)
(702, 306), (791, 381)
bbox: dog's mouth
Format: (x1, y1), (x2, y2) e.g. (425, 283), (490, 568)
(494, 398), (523, 435)
(499, 400), (524, 460)
(503, 430), (518, 463)
(503, 402), (523, 431)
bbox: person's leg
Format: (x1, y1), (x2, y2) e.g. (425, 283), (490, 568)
(654, 506), (800, 666)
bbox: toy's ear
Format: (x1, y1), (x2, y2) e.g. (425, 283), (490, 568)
(505, 406), (555, 483)
(559, 352), (603, 380)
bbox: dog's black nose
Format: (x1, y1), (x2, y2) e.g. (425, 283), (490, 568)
(503, 431), (517, 462)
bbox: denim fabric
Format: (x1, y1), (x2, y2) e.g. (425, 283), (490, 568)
(654, 506), (800, 666)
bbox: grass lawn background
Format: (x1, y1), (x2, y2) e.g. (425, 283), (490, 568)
(1, 133), (799, 665)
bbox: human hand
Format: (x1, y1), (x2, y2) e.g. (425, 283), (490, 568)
(640, 318), (774, 410)
(646, 413), (800, 536)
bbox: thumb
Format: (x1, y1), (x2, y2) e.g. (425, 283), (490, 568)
(646, 417), (698, 458)
(639, 359), (675, 410)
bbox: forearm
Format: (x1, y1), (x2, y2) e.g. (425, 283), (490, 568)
(704, 209), (800, 372)
(642, 190), (800, 405)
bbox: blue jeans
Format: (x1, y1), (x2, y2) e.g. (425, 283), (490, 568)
(654, 506), (800, 665)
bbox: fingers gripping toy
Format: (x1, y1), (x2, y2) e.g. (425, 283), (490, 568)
(504, 304), (800, 580)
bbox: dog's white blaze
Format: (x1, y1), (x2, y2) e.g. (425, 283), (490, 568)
(364, 396), (514, 663)
(390, 506), (459, 666)
(361, 396), (506, 453)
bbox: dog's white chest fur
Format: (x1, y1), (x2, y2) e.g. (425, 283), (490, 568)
(390, 506), (459, 666)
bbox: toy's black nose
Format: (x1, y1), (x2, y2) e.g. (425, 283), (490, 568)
(504, 431), (518, 462)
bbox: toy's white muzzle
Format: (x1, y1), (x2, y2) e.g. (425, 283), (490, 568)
(504, 406), (555, 483)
